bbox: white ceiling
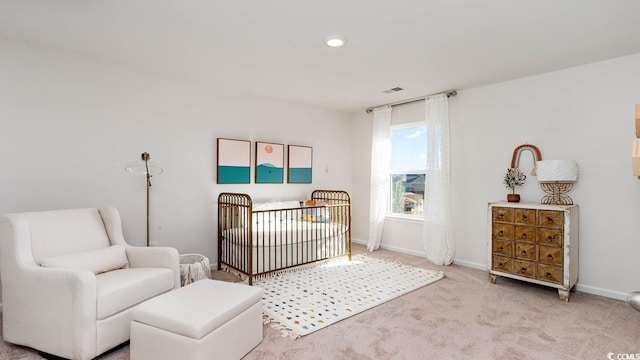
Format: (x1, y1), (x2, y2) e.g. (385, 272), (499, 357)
(2, 0), (640, 113)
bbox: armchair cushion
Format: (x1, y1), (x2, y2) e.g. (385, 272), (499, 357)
(96, 267), (175, 320)
(40, 244), (129, 274)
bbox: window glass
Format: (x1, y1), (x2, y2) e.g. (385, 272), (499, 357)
(390, 124), (426, 217)
(391, 126), (426, 171)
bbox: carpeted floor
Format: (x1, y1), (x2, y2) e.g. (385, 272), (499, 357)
(1, 243), (639, 359)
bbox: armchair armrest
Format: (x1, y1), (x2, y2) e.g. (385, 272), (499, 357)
(2, 264), (97, 359)
(125, 246), (180, 288)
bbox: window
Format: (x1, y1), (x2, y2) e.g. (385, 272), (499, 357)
(389, 123), (426, 217)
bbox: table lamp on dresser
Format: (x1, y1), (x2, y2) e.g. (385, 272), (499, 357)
(536, 160), (578, 205)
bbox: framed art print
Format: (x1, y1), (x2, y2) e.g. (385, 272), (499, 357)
(217, 138), (251, 184)
(255, 142), (284, 183)
(287, 145), (312, 183)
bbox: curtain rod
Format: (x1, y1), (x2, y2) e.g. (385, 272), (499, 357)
(365, 90), (457, 113)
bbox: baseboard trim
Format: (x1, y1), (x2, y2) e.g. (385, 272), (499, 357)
(351, 238), (367, 246)
(353, 238), (628, 301)
(379, 244), (426, 257)
(452, 258), (487, 271)
(353, 238), (426, 257)
(575, 284), (629, 301)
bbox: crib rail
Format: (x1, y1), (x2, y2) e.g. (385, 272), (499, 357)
(217, 192), (253, 277)
(218, 190), (352, 285)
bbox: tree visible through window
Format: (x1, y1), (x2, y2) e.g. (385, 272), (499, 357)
(390, 124), (426, 217)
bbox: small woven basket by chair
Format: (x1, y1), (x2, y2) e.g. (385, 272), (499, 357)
(179, 254), (212, 286)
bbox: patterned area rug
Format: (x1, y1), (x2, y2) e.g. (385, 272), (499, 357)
(256, 254), (444, 339)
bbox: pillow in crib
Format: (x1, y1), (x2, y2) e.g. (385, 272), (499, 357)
(315, 200), (330, 223)
(302, 200), (330, 223)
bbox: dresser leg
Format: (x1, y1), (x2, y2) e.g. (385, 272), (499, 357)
(558, 289), (570, 302)
(489, 274), (497, 284)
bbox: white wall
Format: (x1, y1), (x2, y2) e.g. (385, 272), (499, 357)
(353, 52), (640, 299)
(0, 39), (354, 282)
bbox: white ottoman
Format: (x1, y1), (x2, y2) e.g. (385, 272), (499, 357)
(130, 279), (264, 360)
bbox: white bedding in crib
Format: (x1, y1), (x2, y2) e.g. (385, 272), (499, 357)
(221, 220), (349, 274)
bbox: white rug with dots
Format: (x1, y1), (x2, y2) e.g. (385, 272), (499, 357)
(256, 254), (444, 338)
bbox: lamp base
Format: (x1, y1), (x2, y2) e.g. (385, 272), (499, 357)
(539, 182), (574, 205)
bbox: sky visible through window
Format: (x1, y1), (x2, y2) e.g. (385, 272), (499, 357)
(391, 126), (427, 171)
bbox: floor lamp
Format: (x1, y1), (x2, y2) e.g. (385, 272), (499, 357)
(125, 152), (163, 246)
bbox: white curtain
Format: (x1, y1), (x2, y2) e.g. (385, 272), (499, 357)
(423, 94), (454, 265)
(368, 105), (392, 251)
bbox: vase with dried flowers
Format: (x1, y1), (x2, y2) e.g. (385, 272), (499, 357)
(503, 168), (526, 202)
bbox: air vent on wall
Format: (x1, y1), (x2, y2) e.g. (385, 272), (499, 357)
(381, 86), (405, 94)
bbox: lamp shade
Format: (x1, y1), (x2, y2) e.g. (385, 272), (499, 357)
(536, 160), (578, 182)
(125, 160), (163, 175)
(632, 139), (640, 176)
(125, 152), (163, 175)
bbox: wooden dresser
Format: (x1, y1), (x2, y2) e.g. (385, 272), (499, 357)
(488, 202), (579, 301)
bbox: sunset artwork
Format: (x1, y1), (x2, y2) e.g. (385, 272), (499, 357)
(217, 138), (251, 184)
(255, 142), (284, 183)
(288, 145), (312, 183)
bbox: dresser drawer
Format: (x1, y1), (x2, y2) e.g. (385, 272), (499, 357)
(537, 228), (563, 247)
(492, 255), (513, 273)
(492, 240), (512, 257)
(492, 207), (514, 223)
(537, 263), (563, 285)
(514, 225), (536, 243)
(538, 245), (563, 266)
(514, 208), (536, 225)
(538, 210), (564, 228)
(515, 242), (537, 261)
(513, 259), (536, 279)
(492, 223), (514, 240)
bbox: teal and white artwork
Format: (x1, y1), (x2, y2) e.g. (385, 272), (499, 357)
(287, 145), (312, 183)
(255, 142), (284, 183)
(217, 138), (250, 184)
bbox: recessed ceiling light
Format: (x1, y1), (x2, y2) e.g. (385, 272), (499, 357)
(325, 35), (346, 48)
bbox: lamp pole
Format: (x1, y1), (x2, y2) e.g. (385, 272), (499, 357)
(126, 152), (162, 247)
(142, 152), (152, 247)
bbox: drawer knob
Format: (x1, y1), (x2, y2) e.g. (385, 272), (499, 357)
(521, 233), (527, 239)
(521, 250), (527, 255)
(498, 230), (504, 236)
(498, 263), (504, 269)
(520, 267), (527, 273)
(498, 247), (504, 252)
(547, 254), (553, 260)
(546, 272), (552, 278)
(522, 215), (528, 221)
(546, 236), (553, 241)
(499, 213), (504, 218)
(547, 217), (553, 224)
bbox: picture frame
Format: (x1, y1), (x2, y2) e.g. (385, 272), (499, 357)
(287, 145), (312, 183)
(255, 141), (284, 183)
(217, 138), (251, 184)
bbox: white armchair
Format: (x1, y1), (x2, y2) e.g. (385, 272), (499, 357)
(0, 207), (180, 360)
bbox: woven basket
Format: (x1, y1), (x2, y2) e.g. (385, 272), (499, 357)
(179, 254), (212, 286)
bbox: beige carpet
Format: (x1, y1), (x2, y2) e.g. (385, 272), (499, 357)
(1, 244), (639, 359)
